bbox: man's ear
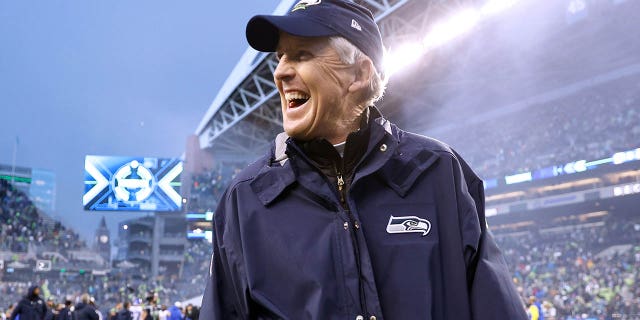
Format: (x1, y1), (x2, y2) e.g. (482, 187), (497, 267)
(348, 57), (374, 94)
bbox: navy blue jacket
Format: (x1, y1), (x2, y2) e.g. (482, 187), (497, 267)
(9, 286), (47, 320)
(201, 110), (527, 319)
(57, 307), (73, 320)
(115, 309), (132, 320)
(73, 303), (99, 320)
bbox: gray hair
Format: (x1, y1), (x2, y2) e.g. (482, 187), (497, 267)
(328, 36), (387, 106)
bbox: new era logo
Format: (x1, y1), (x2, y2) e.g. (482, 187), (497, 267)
(351, 19), (362, 31)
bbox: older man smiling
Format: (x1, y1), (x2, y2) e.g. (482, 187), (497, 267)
(200, 1), (527, 319)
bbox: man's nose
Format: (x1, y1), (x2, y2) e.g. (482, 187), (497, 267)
(273, 58), (294, 82)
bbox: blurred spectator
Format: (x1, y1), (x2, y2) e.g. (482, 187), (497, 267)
(168, 302), (182, 320)
(58, 300), (72, 320)
(8, 286), (47, 320)
(73, 294), (98, 320)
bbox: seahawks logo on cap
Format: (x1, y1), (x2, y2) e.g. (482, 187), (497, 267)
(292, 0), (321, 12)
(386, 215), (431, 236)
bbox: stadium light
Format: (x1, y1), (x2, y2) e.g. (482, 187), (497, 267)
(423, 8), (480, 51)
(384, 8), (480, 77)
(384, 0), (524, 77)
(480, 0), (521, 16)
(383, 43), (426, 76)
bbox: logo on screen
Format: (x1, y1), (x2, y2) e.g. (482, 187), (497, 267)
(112, 160), (155, 202)
(83, 155), (183, 212)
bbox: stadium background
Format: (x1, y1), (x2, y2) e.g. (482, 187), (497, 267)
(1, 0), (639, 319)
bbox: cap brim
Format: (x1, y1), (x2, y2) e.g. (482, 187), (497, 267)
(246, 15), (337, 52)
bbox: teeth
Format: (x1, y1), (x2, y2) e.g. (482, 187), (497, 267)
(285, 92), (310, 102)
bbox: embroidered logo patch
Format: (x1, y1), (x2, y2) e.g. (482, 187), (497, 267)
(386, 215), (431, 236)
(291, 0), (322, 12)
(351, 19), (362, 31)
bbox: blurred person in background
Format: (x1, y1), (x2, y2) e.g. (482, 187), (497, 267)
(167, 302), (181, 320)
(541, 301), (556, 320)
(527, 296), (541, 320)
(5, 305), (16, 320)
(200, 0), (527, 319)
(107, 308), (117, 320)
(57, 301), (72, 320)
(183, 305), (198, 320)
(43, 299), (56, 320)
(115, 302), (131, 320)
(89, 298), (102, 320)
(157, 305), (170, 320)
(73, 294), (98, 320)
(9, 286), (47, 320)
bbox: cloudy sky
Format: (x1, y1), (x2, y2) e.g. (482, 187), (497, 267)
(0, 0), (281, 243)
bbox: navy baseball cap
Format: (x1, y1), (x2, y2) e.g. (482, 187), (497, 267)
(246, 0), (384, 71)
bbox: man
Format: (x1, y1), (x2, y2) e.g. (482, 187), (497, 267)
(201, 0), (527, 319)
(9, 286), (47, 320)
(115, 302), (131, 320)
(57, 301), (72, 320)
(43, 300), (56, 320)
(89, 298), (102, 320)
(184, 305), (198, 320)
(157, 305), (170, 320)
(527, 296), (544, 320)
(167, 302), (182, 320)
(73, 295), (98, 320)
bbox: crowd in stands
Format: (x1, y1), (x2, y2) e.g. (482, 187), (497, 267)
(441, 75), (640, 180)
(1, 179), (207, 318)
(496, 213), (640, 319)
(186, 162), (246, 213)
(1, 180), (85, 255)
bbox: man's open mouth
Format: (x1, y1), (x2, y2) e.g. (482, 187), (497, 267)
(285, 92), (310, 108)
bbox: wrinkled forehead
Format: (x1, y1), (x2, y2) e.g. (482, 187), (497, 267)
(276, 32), (330, 53)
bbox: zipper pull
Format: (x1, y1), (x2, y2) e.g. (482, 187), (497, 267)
(337, 174), (345, 191)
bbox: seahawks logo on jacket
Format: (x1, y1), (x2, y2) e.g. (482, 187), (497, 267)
(386, 215), (431, 236)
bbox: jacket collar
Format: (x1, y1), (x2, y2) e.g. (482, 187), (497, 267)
(376, 139), (439, 198)
(250, 157), (297, 206)
(250, 107), (440, 205)
(351, 107), (439, 198)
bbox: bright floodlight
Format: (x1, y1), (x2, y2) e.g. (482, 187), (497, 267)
(384, 43), (425, 77)
(383, 1), (522, 77)
(481, 0), (520, 16)
(423, 8), (480, 51)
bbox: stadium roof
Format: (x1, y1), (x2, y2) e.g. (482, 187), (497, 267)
(194, 0), (473, 159)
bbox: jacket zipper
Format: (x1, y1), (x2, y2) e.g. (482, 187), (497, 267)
(285, 140), (371, 317)
(336, 164), (369, 317)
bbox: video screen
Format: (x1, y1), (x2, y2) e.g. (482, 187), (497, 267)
(83, 155), (183, 212)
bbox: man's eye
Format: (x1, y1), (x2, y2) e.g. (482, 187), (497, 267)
(294, 51), (312, 61)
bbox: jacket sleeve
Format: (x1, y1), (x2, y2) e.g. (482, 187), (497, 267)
(453, 151), (528, 319)
(200, 188), (246, 319)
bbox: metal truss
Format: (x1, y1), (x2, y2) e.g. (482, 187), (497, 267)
(202, 0), (475, 156)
